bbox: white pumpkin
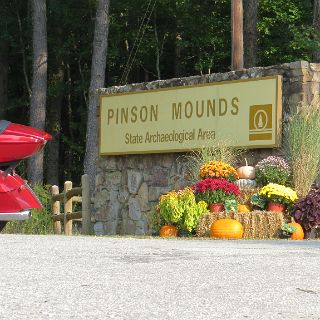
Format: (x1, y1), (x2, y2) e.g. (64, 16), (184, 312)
(236, 158), (255, 179)
(236, 179), (257, 190)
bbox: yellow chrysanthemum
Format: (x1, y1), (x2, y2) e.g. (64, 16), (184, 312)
(259, 183), (298, 204)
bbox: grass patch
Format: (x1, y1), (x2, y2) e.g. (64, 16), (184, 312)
(4, 184), (54, 235)
(181, 142), (244, 184)
(283, 102), (320, 197)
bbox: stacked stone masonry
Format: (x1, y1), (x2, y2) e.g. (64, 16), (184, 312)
(94, 61), (320, 235)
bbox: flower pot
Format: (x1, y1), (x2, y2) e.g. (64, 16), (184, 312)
(159, 225), (178, 237)
(266, 202), (285, 212)
(209, 203), (224, 213)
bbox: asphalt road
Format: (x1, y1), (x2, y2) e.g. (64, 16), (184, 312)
(0, 235), (319, 320)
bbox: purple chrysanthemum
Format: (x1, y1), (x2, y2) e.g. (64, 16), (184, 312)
(256, 156), (290, 173)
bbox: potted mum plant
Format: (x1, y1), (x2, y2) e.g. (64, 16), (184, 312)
(259, 183), (298, 212)
(255, 156), (290, 186)
(157, 187), (208, 236)
(194, 178), (240, 212)
(199, 160), (239, 182)
(292, 188), (320, 238)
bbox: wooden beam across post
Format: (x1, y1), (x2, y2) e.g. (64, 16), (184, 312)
(231, 0), (244, 70)
(81, 174), (91, 235)
(64, 181), (73, 236)
(51, 175), (92, 235)
(51, 185), (62, 234)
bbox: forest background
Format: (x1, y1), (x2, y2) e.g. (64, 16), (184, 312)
(0, 0), (318, 189)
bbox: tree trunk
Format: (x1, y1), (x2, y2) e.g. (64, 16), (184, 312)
(28, 0), (47, 185)
(231, 0), (244, 70)
(84, 0), (110, 193)
(0, 42), (8, 119)
(313, 0), (320, 62)
(46, 67), (63, 186)
(243, 0), (258, 68)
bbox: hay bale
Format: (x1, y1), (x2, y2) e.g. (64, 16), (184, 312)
(196, 211), (284, 239)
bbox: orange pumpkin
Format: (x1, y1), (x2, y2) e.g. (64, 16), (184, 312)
(237, 204), (252, 213)
(289, 222), (304, 240)
(159, 225), (178, 237)
(210, 219), (243, 239)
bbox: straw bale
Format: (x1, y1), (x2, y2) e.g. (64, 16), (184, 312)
(196, 210), (284, 239)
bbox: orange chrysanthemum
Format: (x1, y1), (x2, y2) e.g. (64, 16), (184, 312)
(199, 160), (238, 182)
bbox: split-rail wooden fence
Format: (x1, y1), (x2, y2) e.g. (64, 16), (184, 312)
(51, 174), (91, 235)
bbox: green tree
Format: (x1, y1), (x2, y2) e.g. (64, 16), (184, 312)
(258, 0), (314, 65)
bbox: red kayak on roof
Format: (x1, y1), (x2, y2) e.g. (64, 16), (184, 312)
(0, 120), (52, 164)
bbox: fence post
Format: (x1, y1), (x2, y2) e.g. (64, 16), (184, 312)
(81, 174), (91, 235)
(51, 185), (61, 234)
(64, 181), (73, 236)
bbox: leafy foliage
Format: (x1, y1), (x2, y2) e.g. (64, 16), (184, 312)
(282, 223), (296, 233)
(251, 193), (267, 210)
(4, 184), (53, 234)
(157, 187), (208, 232)
(1, 0), (318, 187)
(224, 199), (237, 212)
(292, 188), (320, 232)
(258, 0), (315, 65)
(281, 223), (297, 237)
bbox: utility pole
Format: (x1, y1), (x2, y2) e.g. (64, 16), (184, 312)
(231, 0), (244, 70)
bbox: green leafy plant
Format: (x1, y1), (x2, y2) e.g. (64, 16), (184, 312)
(250, 193), (267, 210)
(4, 184), (53, 234)
(224, 199), (237, 212)
(283, 102), (320, 197)
(281, 223), (296, 234)
(281, 223), (297, 238)
(158, 187), (208, 233)
(146, 206), (163, 235)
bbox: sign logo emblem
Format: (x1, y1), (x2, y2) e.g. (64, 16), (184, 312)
(249, 104), (273, 141)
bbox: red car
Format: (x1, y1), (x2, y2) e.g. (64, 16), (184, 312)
(0, 120), (52, 231)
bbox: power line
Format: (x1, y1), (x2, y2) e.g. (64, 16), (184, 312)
(120, 0), (157, 85)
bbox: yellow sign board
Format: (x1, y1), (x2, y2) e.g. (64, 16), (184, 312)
(99, 76), (282, 155)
